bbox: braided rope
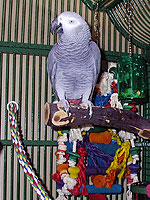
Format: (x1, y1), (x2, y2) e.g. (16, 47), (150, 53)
(7, 101), (52, 200)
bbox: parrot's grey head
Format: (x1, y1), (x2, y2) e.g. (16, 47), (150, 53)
(50, 11), (91, 40)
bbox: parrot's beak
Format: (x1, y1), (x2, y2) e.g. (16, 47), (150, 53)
(50, 18), (63, 35)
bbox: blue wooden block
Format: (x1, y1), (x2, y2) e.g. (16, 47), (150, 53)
(80, 184), (122, 194)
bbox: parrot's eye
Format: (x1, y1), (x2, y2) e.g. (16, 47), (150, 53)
(69, 20), (74, 24)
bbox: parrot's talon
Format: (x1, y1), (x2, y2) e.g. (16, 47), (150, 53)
(82, 100), (93, 118)
(59, 99), (70, 113)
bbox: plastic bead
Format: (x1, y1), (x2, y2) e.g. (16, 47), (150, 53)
(92, 175), (106, 188)
(57, 164), (68, 175)
(68, 152), (80, 161)
(82, 131), (86, 135)
(128, 164), (140, 174)
(126, 174), (133, 184)
(130, 147), (139, 156)
(57, 181), (64, 189)
(68, 166), (80, 178)
(57, 131), (64, 137)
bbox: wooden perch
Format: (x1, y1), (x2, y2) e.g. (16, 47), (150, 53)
(45, 102), (150, 140)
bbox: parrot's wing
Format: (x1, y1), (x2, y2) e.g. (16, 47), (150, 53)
(90, 41), (101, 85)
(89, 41), (101, 100)
(47, 44), (58, 97)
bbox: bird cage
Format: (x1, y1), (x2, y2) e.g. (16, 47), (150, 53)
(0, 0), (150, 200)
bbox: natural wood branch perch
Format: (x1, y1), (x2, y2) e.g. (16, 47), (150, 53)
(45, 102), (150, 140)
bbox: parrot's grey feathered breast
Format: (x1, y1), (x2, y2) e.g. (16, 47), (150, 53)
(47, 11), (101, 116)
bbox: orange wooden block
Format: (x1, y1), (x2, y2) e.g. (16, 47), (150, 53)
(89, 131), (112, 144)
(92, 175), (106, 188)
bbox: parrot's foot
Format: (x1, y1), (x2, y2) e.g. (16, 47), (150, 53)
(81, 100), (93, 118)
(58, 99), (70, 113)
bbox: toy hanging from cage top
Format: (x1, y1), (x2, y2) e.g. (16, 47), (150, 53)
(117, 55), (147, 103)
(117, 0), (147, 104)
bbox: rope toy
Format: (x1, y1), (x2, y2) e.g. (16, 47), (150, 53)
(106, 141), (130, 179)
(7, 101), (51, 200)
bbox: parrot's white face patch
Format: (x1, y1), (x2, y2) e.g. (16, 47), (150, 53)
(58, 14), (84, 36)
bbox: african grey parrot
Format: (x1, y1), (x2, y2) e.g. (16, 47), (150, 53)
(47, 11), (101, 116)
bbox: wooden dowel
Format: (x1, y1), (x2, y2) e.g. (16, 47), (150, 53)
(45, 102), (150, 140)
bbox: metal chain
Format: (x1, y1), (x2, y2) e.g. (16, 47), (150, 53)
(126, 0), (132, 57)
(93, 1), (100, 45)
